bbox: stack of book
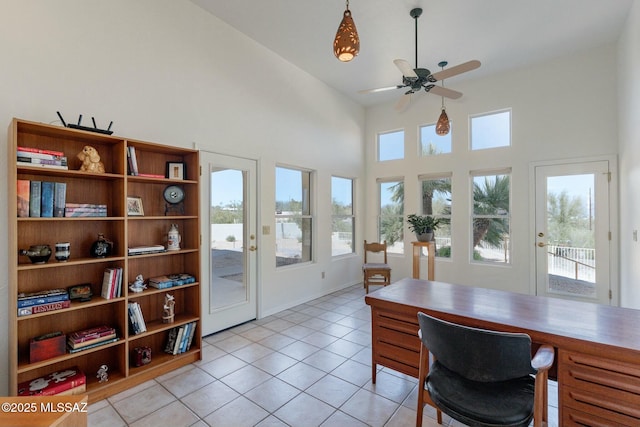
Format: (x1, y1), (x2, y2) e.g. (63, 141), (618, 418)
(18, 366), (86, 396)
(17, 289), (70, 317)
(16, 180), (66, 218)
(101, 267), (123, 300)
(128, 302), (147, 335)
(64, 202), (107, 217)
(148, 273), (196, 289)
(67, 326), (117, 353)
(127, 146), (139, 176)
(17, 146), (68, 170)
(164, 321), (197, 355)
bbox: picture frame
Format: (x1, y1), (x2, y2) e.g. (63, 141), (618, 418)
(166, 162), (186, 180)
(127, 196), (144, 216)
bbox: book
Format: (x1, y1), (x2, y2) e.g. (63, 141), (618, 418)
(127, 302), (147, 335)
(68, 325), (114, 340)
(101, 268), (122, 299)
(17, 293), (69, 308)
(17, 161), (68, 170)
(53, 182), (66, 217)
(40, 181), (54, 217)
(65, 203), (108, 208)
(128, 245), (166, 255)
(17, 146), (65, 157)
(18, 288), (68, 300)
(68, 332), (117, 349)
(148, 273), (195, 288)
(67, 337), (118, 353)
(185, 321), (197, 352)
(173, 326), (185, 355)
(17, 150), (64, 160)
(17, 179), (30, 217)
(17, 156), (67, 167)
(165, 328), (178, 353)
(17, 367), (86, 396)
(129, 146), (139, 176)
(18, 300), (71, 317)
(29, 181), (41, 217)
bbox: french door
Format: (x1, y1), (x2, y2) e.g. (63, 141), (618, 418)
(533, 160), (611, 304)
(200, 152), (258, 335)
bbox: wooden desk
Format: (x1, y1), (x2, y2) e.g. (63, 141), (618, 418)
(365, 278), (640, 426)
(411, 241), (434, 280)
(0, 395), (88, 426)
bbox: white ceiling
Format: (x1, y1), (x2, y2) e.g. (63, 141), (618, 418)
(190, 0), (634, 107)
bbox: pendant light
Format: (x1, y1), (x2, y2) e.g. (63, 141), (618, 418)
(333, 0), (359, 62)
(435, 61), (450, 136)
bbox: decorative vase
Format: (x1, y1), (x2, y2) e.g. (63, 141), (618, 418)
(90, 233), (113, 258)
(167, 224), (181, 251)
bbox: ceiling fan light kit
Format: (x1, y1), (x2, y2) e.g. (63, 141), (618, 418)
(334, 0), (359, 62)
(436, 108), (450, 136)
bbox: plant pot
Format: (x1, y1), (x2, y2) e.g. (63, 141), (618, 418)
(416, 232), (433, 242)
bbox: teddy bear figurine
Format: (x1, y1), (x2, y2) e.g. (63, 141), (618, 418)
(77, 145), (105, 173)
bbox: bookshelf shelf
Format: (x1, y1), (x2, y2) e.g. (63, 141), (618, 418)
(9, 118), (201, 402)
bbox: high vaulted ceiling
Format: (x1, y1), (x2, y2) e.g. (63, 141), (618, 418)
(191, 0), (634, 107)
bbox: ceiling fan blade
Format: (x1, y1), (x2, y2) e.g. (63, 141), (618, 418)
(395, 94), (411, 112)
(393, 59), (418, 78)
(427, 85), (463, 100)
(430, 60), (481, 81)
(358, 85), (404, 95)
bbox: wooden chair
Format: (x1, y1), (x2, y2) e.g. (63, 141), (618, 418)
(363, 240), (391, 293)
(416, 312), (554, 427)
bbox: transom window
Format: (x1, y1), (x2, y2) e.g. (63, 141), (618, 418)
(378, 130), (404, 161)
(420, 123), (452, 155)
(470, 110), (511, 150)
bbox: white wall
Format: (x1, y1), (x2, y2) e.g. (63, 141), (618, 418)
(618, 0), (640, 308)
(0, 0), (365, 395)
(365, 45), (619, 295)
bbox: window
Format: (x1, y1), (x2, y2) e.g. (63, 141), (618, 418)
(420, 123), (452, 155)
(275, 166), (313, 266)
(471, 170), (511, 264)
(419, 174), (452, 258)
(470, 110), (511, 150)
(378, 179), (404, 254)
(331, 176), (355, 256)
(378, 130), (404, 161)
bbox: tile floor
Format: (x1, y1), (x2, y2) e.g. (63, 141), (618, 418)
(87, 284), (559, 427)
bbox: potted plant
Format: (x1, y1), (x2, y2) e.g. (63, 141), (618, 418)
(407, 214), (441, 242)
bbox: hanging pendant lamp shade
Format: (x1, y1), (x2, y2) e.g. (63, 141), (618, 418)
(334, 1), (359, 62)
(436, 107), (450, 136)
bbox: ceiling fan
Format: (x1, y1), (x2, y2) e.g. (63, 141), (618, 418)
(359, 7), (481, 111)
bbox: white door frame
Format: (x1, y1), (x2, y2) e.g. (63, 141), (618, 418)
(200, 151), (259, 335)
(529, 155), (618, 305)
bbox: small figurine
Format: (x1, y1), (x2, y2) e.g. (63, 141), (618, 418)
(129, 274), (147, 293)
(77, 145), (105, 173)
(163, 294), (175, 323)
(97, 365), (109, 383)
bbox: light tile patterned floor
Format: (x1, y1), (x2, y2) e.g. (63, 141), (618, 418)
(88, 284), (558, 427)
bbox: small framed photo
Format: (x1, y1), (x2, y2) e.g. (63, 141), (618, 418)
(127, 196), (144, 216)
(166, 162), (186, 180)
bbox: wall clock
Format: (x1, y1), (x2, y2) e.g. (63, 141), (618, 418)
(164, 185), (185, 215)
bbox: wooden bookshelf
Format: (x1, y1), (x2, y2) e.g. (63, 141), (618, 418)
(8, 118), (201, 402)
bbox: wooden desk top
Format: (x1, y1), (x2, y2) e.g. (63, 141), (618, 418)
(365, 278), (640, 360)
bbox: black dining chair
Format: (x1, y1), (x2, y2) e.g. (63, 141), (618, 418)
(416, 312), (554, 427)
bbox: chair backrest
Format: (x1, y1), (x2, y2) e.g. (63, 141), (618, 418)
(364, 240), (387, 264)
(418, 312), (535, 382)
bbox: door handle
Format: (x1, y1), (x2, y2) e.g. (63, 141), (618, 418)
(537, 242), (547, 247)
(249, 245), (257, 251)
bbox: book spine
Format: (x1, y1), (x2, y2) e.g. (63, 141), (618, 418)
(130, 146), (139, 175)
(17, 179), (30, 217)
(53, 182), (66, 217)
(29, 181), (41, 217)
(68, 326), (115, 340)
(17, 151), (64, 160)
(68, 333), (116, 349)
(67, 337), (118, 353)
(17, 156), (67, 166)
(18, 288), (68, 299)
(147, 281), (174, 289)
(17, 293), (69, 308)
(185, 321), (197, 351)
(17, 146), (65, 156)
(40, 181), (54, 217)
(64, 210), (107, 217)
(65, 203), (108, 208)
(68, 329), (115, 344)
(18, 300), (71, 317)
(17, 161), (68, 170)
(101, 269), (114, 299)
(173, 326), (184, 355)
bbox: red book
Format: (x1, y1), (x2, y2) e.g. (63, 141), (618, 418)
(17, 179), (30, 217)
(17, 146), (65, 157)
(18, 300), (71, 317)
(18, 367), (86, 396)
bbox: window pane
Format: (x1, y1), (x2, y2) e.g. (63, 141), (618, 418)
(472, 174), (510, 263)
(379, 180), (404, 254)
(421, 177), (452, 258)
(420, 124), (452, 155)
(276, 166), (312, 266)
(332, 176), (354, 256)
(470, 110), (511, 150)
(378, 130), (404, 161)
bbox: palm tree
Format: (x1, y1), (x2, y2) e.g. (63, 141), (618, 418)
(473, 175), (510, 248)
